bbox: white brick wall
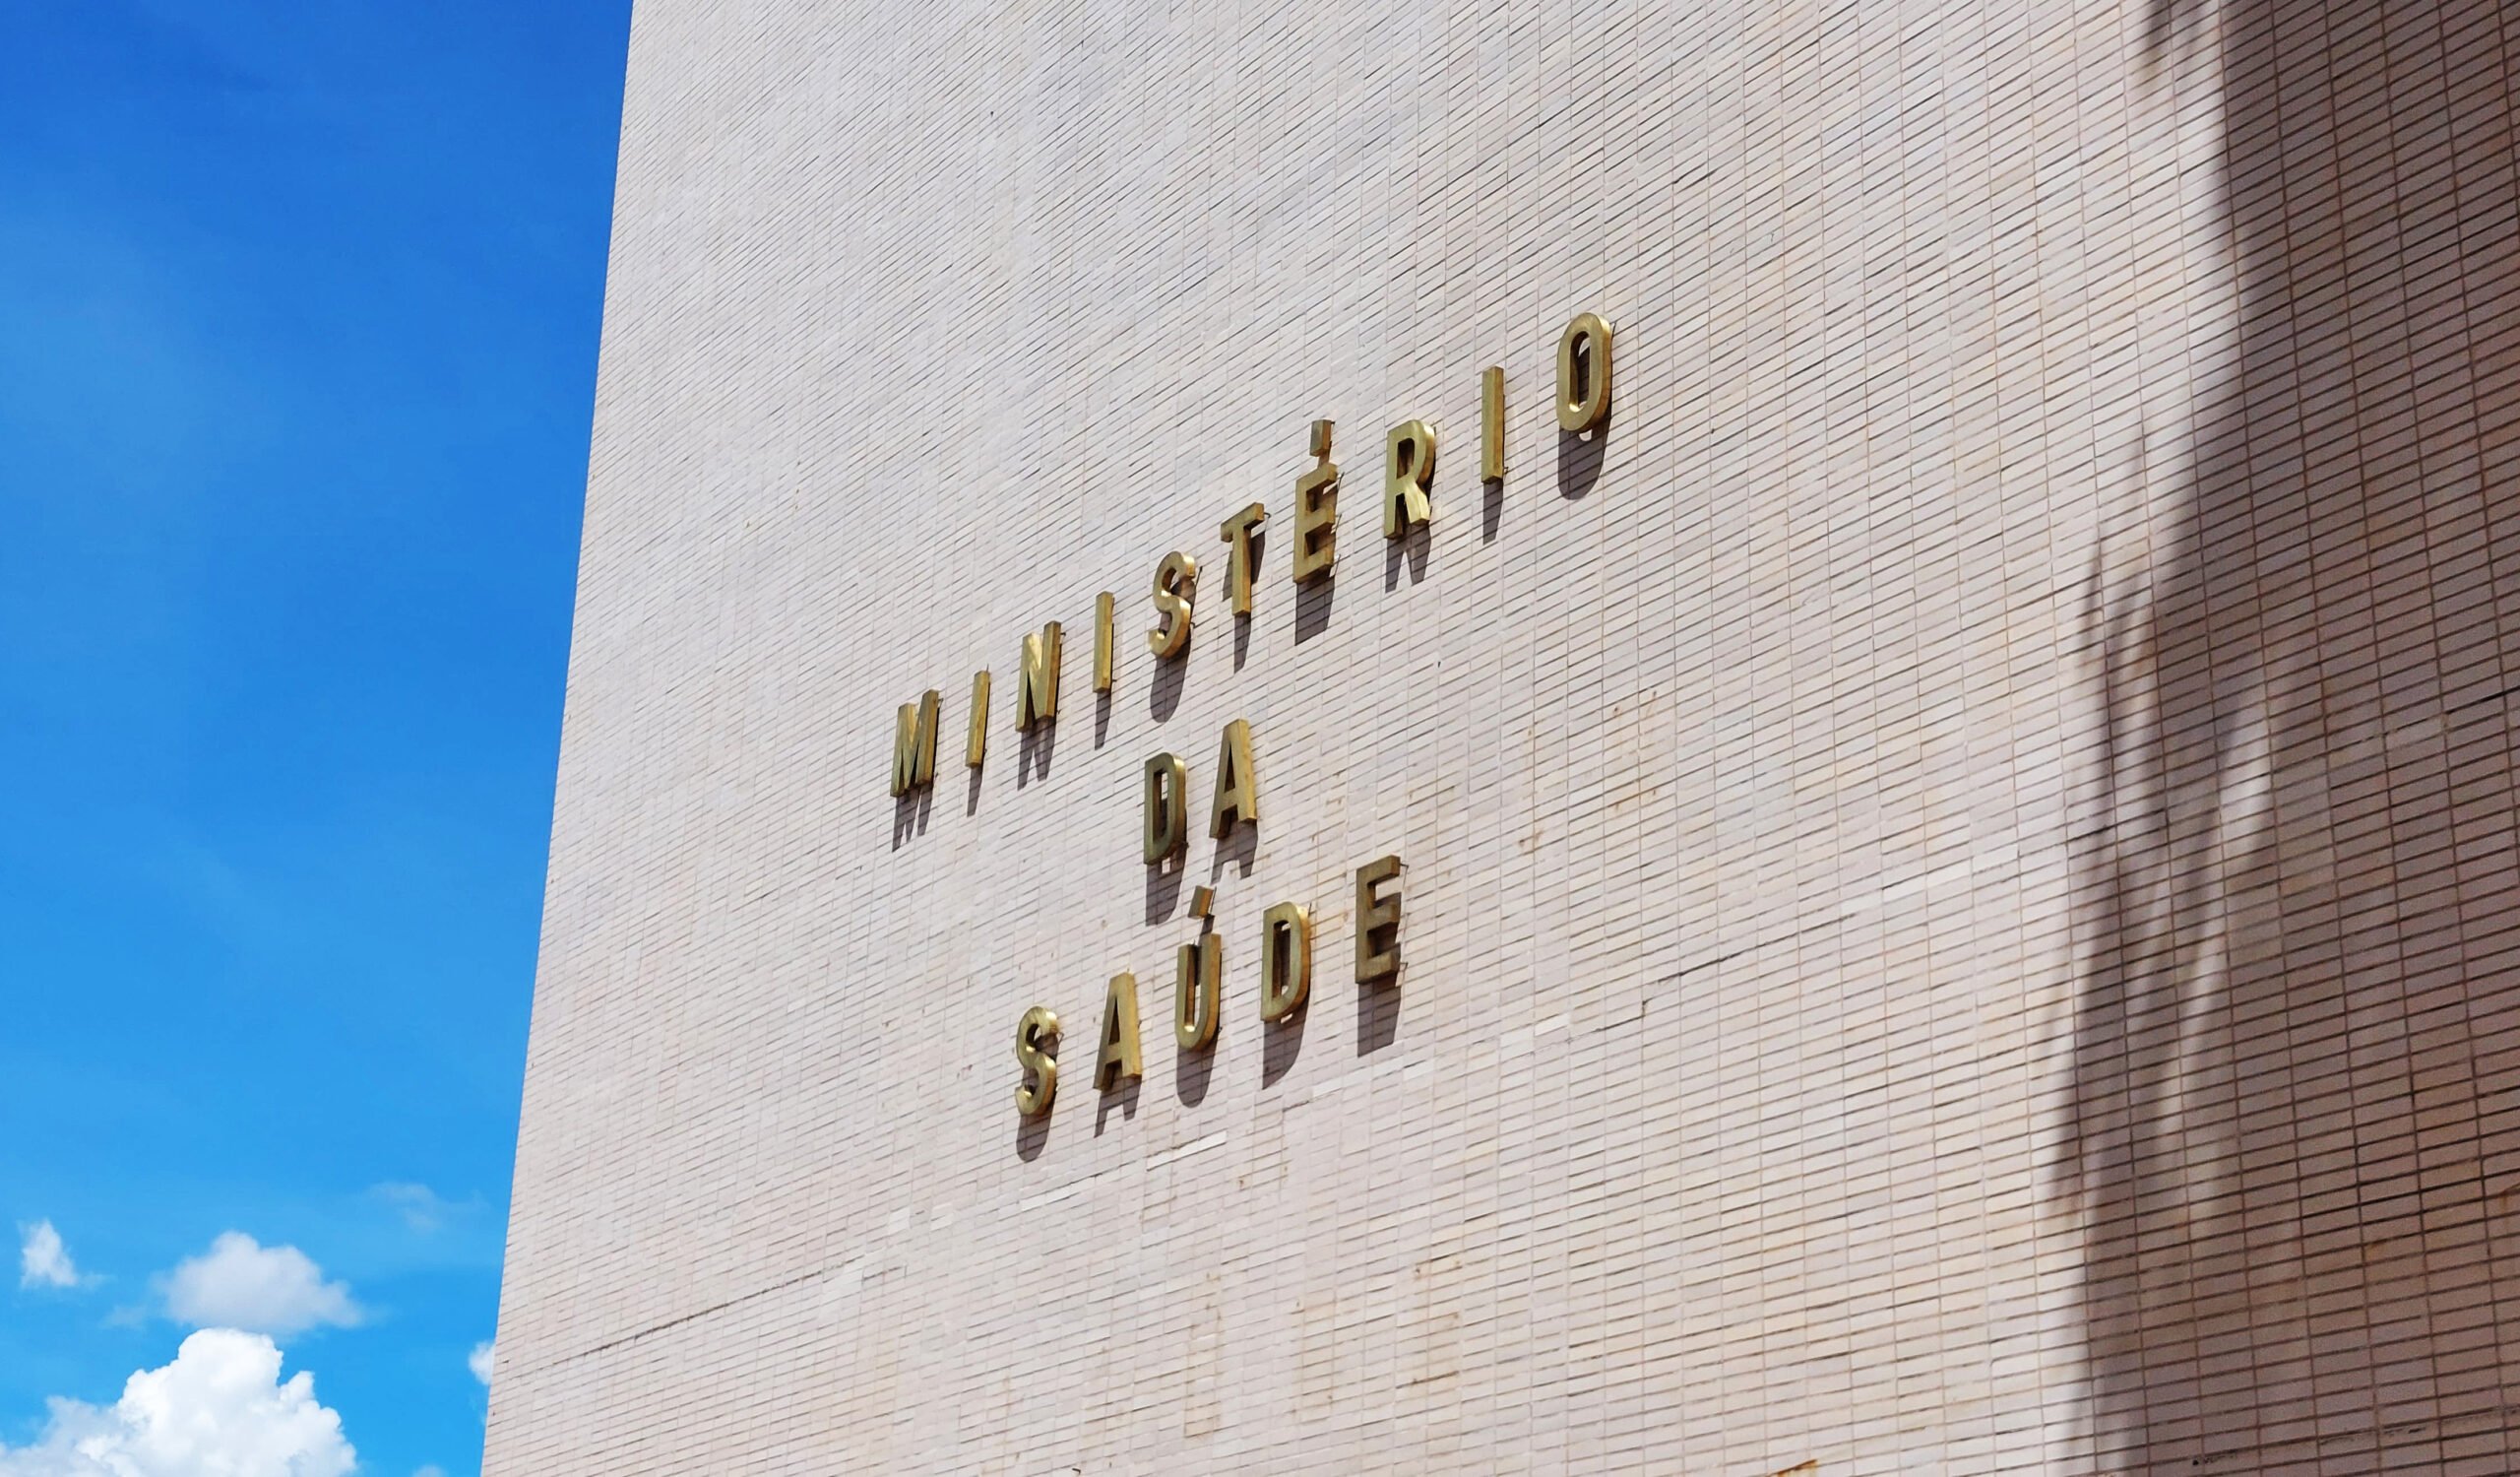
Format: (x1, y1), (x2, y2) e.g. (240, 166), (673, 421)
(484, 0), (2520, 1470)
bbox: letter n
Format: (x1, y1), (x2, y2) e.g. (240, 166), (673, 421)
(1017, 622), (1063, 731)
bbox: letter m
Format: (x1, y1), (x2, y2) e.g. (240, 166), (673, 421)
(891, 690), (940, 796)
(1017, 622), (1062, 731)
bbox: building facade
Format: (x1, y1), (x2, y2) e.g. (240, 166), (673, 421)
(483, 0), (2520, 1470)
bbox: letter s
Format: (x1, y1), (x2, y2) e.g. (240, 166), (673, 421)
(1014, 1005), (1061, 1117)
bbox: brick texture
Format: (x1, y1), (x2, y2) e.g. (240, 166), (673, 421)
(482, 0), (2520, 1470)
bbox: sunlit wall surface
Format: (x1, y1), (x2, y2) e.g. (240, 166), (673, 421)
(484, 0), (2520, 1470)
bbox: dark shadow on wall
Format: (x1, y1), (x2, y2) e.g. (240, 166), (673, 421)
(2066, 1), (2520, 1469)
(1355, 978), (1400, 1057)
(1145, 851), (1184, 925)
(1015, 720), (1055, 788)
(1149, 652), (1187, 724)
(1234, 527), (1266, 670)
(1094, 1071), (1141, 1134)
(1175, 1024), (1216, 1107)
(1262, 1002), (1307, 1087)
(1293, 574), (1336, 644)
(891, 785), (932, 848)
(1208, 818), (1257, 883)
(1556, 426), (1606, 501)
(1383, 520), (1431, 590)
(1014, 1110), (1048, 1162)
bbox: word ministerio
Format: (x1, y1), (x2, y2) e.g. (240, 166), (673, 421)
(884, 313), (1615, 1121)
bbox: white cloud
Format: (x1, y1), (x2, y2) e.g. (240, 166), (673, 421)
(369, 1183), (460, 1235)
(413, 1467), (447, 1477)
(468, 1339), (494, 1387)
(18, 1222), (81, 1290)
(163, 1233), (361, 1338)
(0, 1328), (354, 1477)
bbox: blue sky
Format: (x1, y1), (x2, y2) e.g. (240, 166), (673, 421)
(0, 2), (627, 1473)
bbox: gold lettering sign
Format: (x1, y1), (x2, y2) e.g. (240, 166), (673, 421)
(1220, 502), (1267, 617)
(1149, 551), (1197, 659)
(965, 671), (990, 768)
(1259, 902), (1312, 1022)
(1556, 312), (1612, 432)
(890, 689), (939, 796)
(1383, 419), (1435, 538)
(862, 306), (1623, 1123)
(1174, 932), (1221, 1051)
(1017, 622), (1062, 730)
(1355, 854), (1403, 984)
(1013, 1005), (1060, 1117)
(887, 306), (1618, 800)
(1095, 973), (1143, 1091)
(1208, 719), (1257, 838)
(1480, 366), (1505, 482)
(1142, 752), (1188, 865)
(1094, 591), (1116, 693)
(1291, 419), (1338, 584)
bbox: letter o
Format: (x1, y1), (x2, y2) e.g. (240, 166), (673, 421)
(1556, 312), (1613, 432)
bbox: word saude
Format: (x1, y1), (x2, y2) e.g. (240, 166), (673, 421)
(884, 313), (1616, 1122)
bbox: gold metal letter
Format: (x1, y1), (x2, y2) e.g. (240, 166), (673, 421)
(1355, 854), (1404, 984)
(1143, 752), (1188, 864)
(965, 672), (990, 768)
(1149, 552), (1197, 659)
(1094, 591), (1116, 693)
(1383, 419), (1435, 538)
(1480, 366), (1505, 481)
(1175, 932), (1222, 1050)
(1208, 718), (1257, 838)
(1014, 1005), (1060, 1116)
(889, 689), (939, 796)
(1260, 902), (1312, 1022)
(1016, 622), (1062, 730)
(1556, 313), (1612, 432)
(1292, 419), (1338, 585)
(1095, 972), (1143, 1091)
(1220, 502), (1267, 617)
